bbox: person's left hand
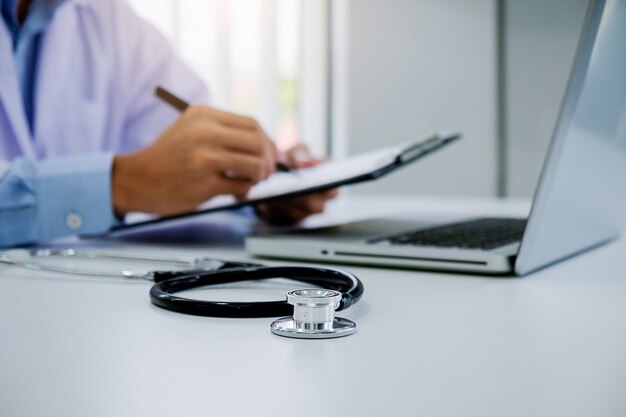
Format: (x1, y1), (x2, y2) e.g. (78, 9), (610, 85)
(254, 144), (339, 225)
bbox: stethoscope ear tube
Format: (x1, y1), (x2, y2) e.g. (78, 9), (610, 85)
(151, 261), (264, 282)
(149, 266), (364, 318)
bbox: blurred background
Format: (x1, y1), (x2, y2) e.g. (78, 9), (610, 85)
(127, 0), (589, 199)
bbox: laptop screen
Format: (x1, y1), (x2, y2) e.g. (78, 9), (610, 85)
(515, 0), (626, 275)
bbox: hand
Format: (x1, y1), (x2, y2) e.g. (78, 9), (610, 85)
(254, 144), (339, 225)
(112, 105), (278, 216)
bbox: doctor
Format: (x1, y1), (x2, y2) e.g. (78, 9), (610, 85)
(0, 0), (337, 247)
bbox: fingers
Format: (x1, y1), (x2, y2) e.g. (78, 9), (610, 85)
(189, 105), (259, 131)
(211, 110), (261, 133)
(220, 177), (255, 199)
(255, 188), (339, 225)
(207, 126), (263, 154)
(289, 189), (338, 208)
(288, 192), (332, 214)
(320, 188), (339, 199)
(267, 139), (280, 175)
(193, 172), (255, 201)
(284, 144), (318, 169)
(256, 202), (319, 226)
(189, 108), (278, 177)
(189, 105), (275, 158)
(211, 151), (270, 183)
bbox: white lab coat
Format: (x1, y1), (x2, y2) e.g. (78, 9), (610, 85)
(0, 0), (209, 163)
(0, 0), (213, 246)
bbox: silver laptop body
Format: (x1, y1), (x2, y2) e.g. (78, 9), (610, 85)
(246, 0), (626, 275)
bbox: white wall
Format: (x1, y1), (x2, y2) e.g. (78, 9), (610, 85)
(504, 0), (589, 197)
(331, 0), (498, 197)
(331, 0), (593, 199)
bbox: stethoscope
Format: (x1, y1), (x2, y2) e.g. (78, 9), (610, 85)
(0, 249), (364, 339)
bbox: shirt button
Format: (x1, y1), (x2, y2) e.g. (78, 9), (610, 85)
(66, 213), (83, 230)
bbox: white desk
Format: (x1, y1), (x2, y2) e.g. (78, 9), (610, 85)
(1, 195), (625, 417)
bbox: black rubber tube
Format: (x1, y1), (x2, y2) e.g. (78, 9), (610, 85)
(149, 266), (364, 318)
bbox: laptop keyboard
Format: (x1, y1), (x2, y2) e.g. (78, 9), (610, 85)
(369, 218), (527, 250)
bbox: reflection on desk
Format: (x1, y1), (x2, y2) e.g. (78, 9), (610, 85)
(1, 195), (625, 417)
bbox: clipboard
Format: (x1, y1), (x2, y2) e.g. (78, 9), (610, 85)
(112, 132), (461, 233)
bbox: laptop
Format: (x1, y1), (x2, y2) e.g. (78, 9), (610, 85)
(246, 0), (626, 276)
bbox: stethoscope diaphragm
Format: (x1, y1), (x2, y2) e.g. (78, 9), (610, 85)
(270, 289), (357, 339)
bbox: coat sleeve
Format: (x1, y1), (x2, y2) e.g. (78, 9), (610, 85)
(103, 0), (211, 153)
(0, 153), (118, 247)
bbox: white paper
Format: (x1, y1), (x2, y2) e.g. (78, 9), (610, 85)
(199, 142), (409, 211)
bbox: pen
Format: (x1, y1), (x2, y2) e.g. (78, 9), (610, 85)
(154, 86), (293, 173)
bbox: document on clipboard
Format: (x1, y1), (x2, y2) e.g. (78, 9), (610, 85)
(113, 132), (461, 232)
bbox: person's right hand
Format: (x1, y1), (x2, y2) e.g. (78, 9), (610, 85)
(112, 105), (278, 217)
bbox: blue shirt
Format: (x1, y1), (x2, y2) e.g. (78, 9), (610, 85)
(1, 0), (63, 131)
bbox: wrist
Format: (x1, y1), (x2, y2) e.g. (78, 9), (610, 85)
(112, 153), (140, 216)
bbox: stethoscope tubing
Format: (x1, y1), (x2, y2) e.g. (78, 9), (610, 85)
(150, 266), (364, 318)
(0, 249), (364, 319)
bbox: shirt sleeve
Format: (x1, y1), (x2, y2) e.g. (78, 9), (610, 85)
(0, 153), (118, 247)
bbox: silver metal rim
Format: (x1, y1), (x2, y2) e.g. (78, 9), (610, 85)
(270, 317), (357, 339)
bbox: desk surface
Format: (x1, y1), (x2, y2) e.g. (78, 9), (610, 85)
(1, 195), (625, 417)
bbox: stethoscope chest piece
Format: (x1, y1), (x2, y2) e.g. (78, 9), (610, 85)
(270, 289), (357, 339)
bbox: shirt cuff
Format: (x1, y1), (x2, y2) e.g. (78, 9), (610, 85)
(36, 153), (118, 240)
